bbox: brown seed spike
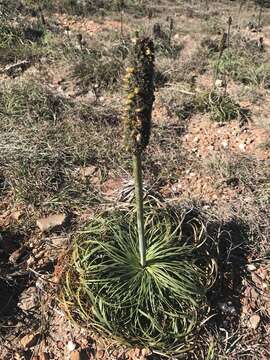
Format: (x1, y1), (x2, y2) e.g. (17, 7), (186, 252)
(123, 37), (155, 154)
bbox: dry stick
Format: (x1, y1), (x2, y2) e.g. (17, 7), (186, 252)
(133, 152), (146, 267)
(224, 16), (233, 95)
(258, 0), (264, 28)
(169, 17), (174, 46)
(227, 16), (232, 49)
(38, 5), (46, 26)
(238, 0), (246, 23)
(120, 9), (124, 38)
(119, 0), (124, 39)
(213, 32), (227, 86)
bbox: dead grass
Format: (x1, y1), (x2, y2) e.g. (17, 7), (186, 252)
(0, 81), (125, 212)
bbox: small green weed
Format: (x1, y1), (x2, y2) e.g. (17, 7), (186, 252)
(196, 91), (249, 123)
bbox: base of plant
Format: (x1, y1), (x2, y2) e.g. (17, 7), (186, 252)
(64, 204), (217, 354)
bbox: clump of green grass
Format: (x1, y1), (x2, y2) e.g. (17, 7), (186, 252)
(172, 90), (249, 123)
(64, 205), (217, 353)
(195, 91), (250, 123)
(71, 48), (124, 95)
(211, 49), (270, 89)
(152, 22), (183, 59)
(0, 21), (46, 65)
(155, 39), (184, 59)
(0, 81), (68, 125)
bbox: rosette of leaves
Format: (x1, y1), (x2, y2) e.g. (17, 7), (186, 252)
(64, 205), (217, 354)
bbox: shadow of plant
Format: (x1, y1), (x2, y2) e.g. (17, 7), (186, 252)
(208, 219), (249, 326)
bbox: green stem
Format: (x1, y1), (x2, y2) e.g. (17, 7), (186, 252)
(133, 152), (146, 268)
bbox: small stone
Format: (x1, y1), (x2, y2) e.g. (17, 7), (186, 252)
(250, 288), (259, 302)
(248, 314), (260, 329)
(51, 236), (68, 246)
(215, 79), (224, 88)
(11, 210), (22, 221)
(26, 256), (35, 267)
(96, 349), (105, 359)
(241, 305), (249, 316)
(36, 213), (66, 232)
(193, 136), (200, 143)
(79, 166), (96, 178)
(9, 246), (27, 264)
(239, 143), (246, 151)
(247, 264), (256, 271)
(221, 140), (228, 149)
(67, 340), (76, 352)
(141, 348), (151, 358)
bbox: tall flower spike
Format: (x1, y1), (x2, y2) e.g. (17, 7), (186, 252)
(123, 37), (155, 154)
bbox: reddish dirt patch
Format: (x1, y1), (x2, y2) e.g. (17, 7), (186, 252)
(182, 114), (270, 161)
(161, 169), (239, 205)
(56, 14), (122, 34)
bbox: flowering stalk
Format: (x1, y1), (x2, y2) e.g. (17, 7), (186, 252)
(123, 37), (155, 267)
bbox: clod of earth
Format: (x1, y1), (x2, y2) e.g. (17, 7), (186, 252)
(36, 213), (67, 232)
(248, 314), (261, 330)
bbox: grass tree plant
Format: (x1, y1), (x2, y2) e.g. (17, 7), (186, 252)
(123, 37), (155, 267)
(64, 37), (218, 355)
